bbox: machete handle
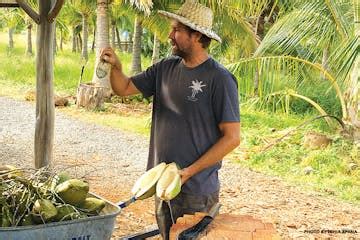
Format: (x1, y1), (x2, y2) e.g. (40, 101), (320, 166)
(118, 196), (137, 208)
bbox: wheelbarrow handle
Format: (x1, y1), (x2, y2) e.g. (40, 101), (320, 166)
(118, 196), (137, 209)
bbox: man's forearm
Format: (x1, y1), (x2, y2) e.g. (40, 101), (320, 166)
(110, 67), (131, 96)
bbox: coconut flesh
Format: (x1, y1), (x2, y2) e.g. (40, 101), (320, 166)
(131, 162), (167, 200)
(156, 163), (181, 201)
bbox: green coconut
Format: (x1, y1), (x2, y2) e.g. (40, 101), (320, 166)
(55, 179), (89, 206)
(81, 197), (106, 214)
(156, 162), (181, 201)
(53, 172), (71, 186)
(32, 199), (58, 223)
(54, 204), (82, 221)
(131, 162), (167, 200)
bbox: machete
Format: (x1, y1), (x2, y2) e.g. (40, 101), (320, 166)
(177, 203), (221, 240)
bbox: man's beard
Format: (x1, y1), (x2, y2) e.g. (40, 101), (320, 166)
(171, 43), (190, 59)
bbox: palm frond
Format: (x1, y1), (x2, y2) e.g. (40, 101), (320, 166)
(328, 36), (360, 86)
(255, 1), (351, 60)
(227, 55), (347, 117)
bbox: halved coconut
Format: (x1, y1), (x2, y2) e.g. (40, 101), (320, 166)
(156, 163), (181, 201)
(131, 162), (167, 200)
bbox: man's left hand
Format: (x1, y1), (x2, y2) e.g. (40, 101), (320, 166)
(178, 168), (193, 185)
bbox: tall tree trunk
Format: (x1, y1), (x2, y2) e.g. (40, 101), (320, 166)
(26, 22), (33, 55)
(60, 29), (63, 51)
(111, 20), (116, 48)
(72, 26), (77, 52)
(91, 25), (96, 53)
(115, 27), (121, 51)
(254, 67), (259, 96)
(343, 0), (360, 141)
(131, 16), (142, 75)
(35, 0), (56, 168)
(92, 0), (111, 88)
(81, 13), (89, 61)
(8, 27), (14, 49)
(53, 21), (57, 55)
(78, 33), (82, 53)
(151, 33), (160, 65)
(78, 0), (111, 109)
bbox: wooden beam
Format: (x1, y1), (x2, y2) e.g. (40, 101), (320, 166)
(16, 0), (40, 24)
(0, 0), (18, 7)
(47, 0), (64, 23)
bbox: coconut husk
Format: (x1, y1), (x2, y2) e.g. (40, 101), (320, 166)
(32, 199), (58, 223)
(55, 179), (89, 206)
(81, 197), (106, 214)
(54, 204), (83, 221)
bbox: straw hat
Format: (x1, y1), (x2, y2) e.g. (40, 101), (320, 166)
(158, 0), (221, 42)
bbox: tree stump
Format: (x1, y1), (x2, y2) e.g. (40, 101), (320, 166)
(170, 212), (281, 240)
(76, 83), (109, 109)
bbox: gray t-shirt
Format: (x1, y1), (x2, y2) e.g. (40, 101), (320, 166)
(131, 56), (240, 196)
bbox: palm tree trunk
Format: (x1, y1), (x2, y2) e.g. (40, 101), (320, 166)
(151, 33), (160, 65)
(81, 13), (89, 61)
(72, 26), (77, 52)
(60, 29), (63, 51)
(111, 20), (116, 48)
(91, 25), (96, 53)
(8, 27), (14, 49)
(254, 67), (259, 96)
(91, 0), (111, 88)
(131, 16), (142, 75)
(26, 22), (33, 55)
(78, 33), (82, 53)
(116, 27), (121, 51)
(77, 0), (111, 109)
(53, 21), (57, 55)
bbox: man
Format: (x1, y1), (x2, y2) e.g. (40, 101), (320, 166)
(101, 1), (240, 239)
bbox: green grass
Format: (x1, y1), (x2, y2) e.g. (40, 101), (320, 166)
(1, 31), (359, 205)
(236, 104), (360, 204)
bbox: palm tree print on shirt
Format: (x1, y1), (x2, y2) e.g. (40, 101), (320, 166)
(187, 79), (206, 102)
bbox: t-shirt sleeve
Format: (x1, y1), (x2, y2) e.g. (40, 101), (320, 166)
(212, 70), (240, 123)
(130, 63), (158, 98)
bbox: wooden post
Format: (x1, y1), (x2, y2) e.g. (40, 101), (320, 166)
(15, 0), (63, 168)
(34, 0), (56, 168)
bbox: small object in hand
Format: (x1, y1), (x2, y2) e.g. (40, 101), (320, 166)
(96, 60), (110, 79)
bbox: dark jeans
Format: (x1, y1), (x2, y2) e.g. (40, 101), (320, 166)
(155, 190), (219, 240)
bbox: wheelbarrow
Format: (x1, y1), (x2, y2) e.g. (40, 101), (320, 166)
(0, 192), (160, 240)
(0, 192), (121, 240)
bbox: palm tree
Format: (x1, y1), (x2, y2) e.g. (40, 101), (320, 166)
(131, 15), (143, 74)
(91, 0), (111, 88)
(71, 0), (96, 61)
(228, 0), (360, 140)
(0, 8), (24, 50)
(61, 2), (82, 52)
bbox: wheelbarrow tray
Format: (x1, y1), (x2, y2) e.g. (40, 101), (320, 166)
(0, 192), (121, 240)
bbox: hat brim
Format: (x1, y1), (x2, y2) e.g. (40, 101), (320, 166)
(158, 10), (222, 43)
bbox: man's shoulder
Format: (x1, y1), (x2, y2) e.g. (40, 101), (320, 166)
(208, 58), (235, 78)
(157, 56), (182, 67)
